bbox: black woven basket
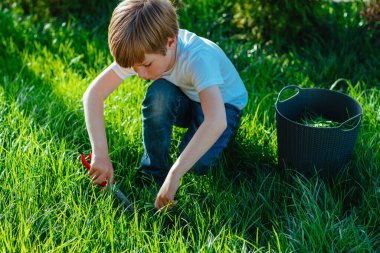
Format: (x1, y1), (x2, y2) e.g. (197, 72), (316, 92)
(275, 85), (363, 177)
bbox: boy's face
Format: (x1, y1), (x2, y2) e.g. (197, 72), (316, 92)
(132, 37), (177, 81)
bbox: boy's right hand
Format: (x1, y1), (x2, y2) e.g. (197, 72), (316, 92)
(88, 155), (114, 186)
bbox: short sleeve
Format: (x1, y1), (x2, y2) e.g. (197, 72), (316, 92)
(188, 53), (224, 92)
(110, 61), (136, 80)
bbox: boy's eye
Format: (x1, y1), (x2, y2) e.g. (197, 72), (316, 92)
(143, 63), (152, 67)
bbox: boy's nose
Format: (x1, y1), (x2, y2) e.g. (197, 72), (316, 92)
(134, 66), (148, 80)
(138, 72), (148, 80)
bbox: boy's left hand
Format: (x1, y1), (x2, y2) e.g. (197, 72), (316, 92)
(155, 172), (180, 210)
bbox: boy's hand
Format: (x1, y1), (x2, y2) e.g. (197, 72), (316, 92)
(155, 172), (180, 210)
(88, 155), (114, 186)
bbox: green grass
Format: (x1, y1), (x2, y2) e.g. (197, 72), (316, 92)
(298, 110), (356, 129)
(300, 112), (341, 128)
(1, 1), (379, 252)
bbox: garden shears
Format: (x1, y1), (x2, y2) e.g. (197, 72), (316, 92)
(78, 149), (134, 212)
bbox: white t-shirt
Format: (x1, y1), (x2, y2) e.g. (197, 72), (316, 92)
(111, 29), (248, 110)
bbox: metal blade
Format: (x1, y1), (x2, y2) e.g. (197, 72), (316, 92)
(113, 185), (134, 212)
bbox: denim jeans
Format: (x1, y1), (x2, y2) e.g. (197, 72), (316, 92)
(139, 79), (243, 184)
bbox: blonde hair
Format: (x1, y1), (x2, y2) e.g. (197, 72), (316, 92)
(108, 0), (179, 68)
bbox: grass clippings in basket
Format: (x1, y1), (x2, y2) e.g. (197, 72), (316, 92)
(299, 111), (340, 128)
(298, 109), (357, 130)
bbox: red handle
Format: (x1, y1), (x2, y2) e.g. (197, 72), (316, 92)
(80, 151), (116, 187)
(80, 153), (91, 170)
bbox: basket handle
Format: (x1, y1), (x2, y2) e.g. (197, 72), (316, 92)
(276, 85), (302, 104)
(338, 113), (362, 131)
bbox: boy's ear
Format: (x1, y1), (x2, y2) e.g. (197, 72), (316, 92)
(167, 37), (177, 49)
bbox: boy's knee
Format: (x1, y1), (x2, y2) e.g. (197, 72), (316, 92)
(142, 79), (181, 121)
(143, 79), (179, 108)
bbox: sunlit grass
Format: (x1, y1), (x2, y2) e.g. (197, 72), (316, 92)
(0, 2), (379, 252)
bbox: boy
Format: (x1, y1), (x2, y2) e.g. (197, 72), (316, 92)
(83, 0), (248, 210)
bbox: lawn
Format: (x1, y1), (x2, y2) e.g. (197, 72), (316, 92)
(0, 1), (379, 252)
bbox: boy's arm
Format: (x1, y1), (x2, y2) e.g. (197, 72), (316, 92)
(83, 66), (123, 185)
(155, 85), (227, 209)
